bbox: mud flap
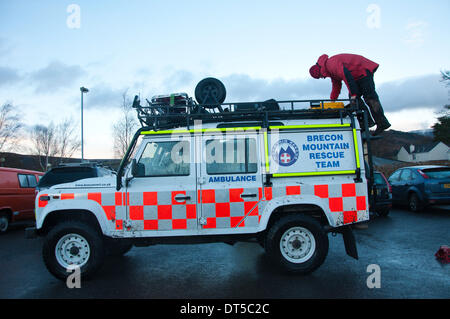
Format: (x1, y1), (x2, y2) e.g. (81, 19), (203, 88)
(341, 226), (358, 260)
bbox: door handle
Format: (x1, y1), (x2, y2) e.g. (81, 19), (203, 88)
(240, 193), (257, 198)
(174, 195), (191, 201)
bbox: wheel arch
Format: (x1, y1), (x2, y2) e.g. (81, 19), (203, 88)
(36, 199), (111, 236)
(39, 209), (104, 236)
(259, 195), (333, 232)
(0, 208), (13, 222)
(408, 188), (424, 202)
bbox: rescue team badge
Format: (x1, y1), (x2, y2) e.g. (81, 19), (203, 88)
(272, 139), (299, 166)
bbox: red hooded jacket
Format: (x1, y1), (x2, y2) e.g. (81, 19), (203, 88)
(316, 54), (379, 100)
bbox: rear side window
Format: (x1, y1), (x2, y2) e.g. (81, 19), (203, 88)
(422, 167), (450, 179)
(206, 138), (257, 175)
(388, 170), (402, 182)
(27, 175), (37, 187)
(400, 169), (412, 181)
(38, 167), (96, 188)
(18, 174), (29, 187)
(373, 173), (385, 185)
(17, 174), (38, 188)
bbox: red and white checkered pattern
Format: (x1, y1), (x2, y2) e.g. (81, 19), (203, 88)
(199, 187), (261, 229)
(52, 182), (367, 231)
(261, 182), (368, 226)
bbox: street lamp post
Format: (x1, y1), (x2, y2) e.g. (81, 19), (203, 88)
(80, 86), (89, 162)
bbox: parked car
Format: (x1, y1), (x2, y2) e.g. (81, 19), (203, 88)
(0, 167), (44, 233)
(388, 165), (450, 212)
(372, 171), (392, 216)
(36, 162), (115, 192)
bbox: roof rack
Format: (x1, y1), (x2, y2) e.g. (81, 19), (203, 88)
(131, 94), (361, 131)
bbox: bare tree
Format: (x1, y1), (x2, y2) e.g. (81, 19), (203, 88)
(0, 102), (22, 152)
(112, 90), (138, 159)
(56, 118), (81, 161)
(441, 70), (450, 84)
(31, 118), (81, 170)
(32, 123), (58, 170)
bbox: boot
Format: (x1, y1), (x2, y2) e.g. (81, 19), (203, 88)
(373, 114), (391, 136)
(366, 99), (391, 135)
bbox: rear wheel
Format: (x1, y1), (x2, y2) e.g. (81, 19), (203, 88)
(265, 214), (328, 274)
(408, 193), (423, 212)
(0, 212), (9, 233)
(43, 221), (105, 280)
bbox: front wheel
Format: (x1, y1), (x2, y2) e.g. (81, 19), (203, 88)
(42, 221), (105, 280)
(265, 214), (329, 274)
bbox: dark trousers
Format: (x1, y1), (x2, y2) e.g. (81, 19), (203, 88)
(356, 70), (380, 102)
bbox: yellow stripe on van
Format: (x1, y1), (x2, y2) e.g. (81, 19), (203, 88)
(269, 124), (351, 130)
(264, 131), (270, 173)
(141, 127), (261, 135)
(272, 170), (356, 177)
(352, 128), (361, 169)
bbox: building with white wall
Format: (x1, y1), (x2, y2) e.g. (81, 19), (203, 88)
(397, 142), (450, 162)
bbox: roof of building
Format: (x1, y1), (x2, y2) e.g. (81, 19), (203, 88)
(401, 141), (448, 154)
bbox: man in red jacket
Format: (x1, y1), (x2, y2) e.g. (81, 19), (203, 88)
(309, 53), (391, 135)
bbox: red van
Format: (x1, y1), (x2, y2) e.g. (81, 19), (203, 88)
(0, 167), (44, 233)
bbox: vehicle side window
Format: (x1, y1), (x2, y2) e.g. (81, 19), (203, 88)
(27, 175), (37, 187)
(373, 173), (384, 185)
(17, 174), (28, 187)
(388, 170), (402, 182)
(206, 138), (257, 175)
(18, 174), (29, 187)
(137, 140), (190, 177)
(400, 169), (412, 181)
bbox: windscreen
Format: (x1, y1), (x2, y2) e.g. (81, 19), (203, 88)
(38, 167), (96, 188)
(373, 173), (385, 185)
(422, 167), (450, 179)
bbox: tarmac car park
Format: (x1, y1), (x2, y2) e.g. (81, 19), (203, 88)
(27, 78), (379, 280)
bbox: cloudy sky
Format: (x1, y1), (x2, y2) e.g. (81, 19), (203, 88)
(0, 0), (449, 159)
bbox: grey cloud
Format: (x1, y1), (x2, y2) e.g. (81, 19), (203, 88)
(163, 70), (195, 92)
(377, 74), (448, 112)
(30, 61), (86, 93)
(83, 72), (448, 113)
(0, 66), (21, 86)
(82, 85), (126, 109)
(199, 73), (447, 112)
(221, 74), (332, 102)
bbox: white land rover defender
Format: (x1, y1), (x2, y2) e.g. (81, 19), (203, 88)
(28, 78), (377, 280)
